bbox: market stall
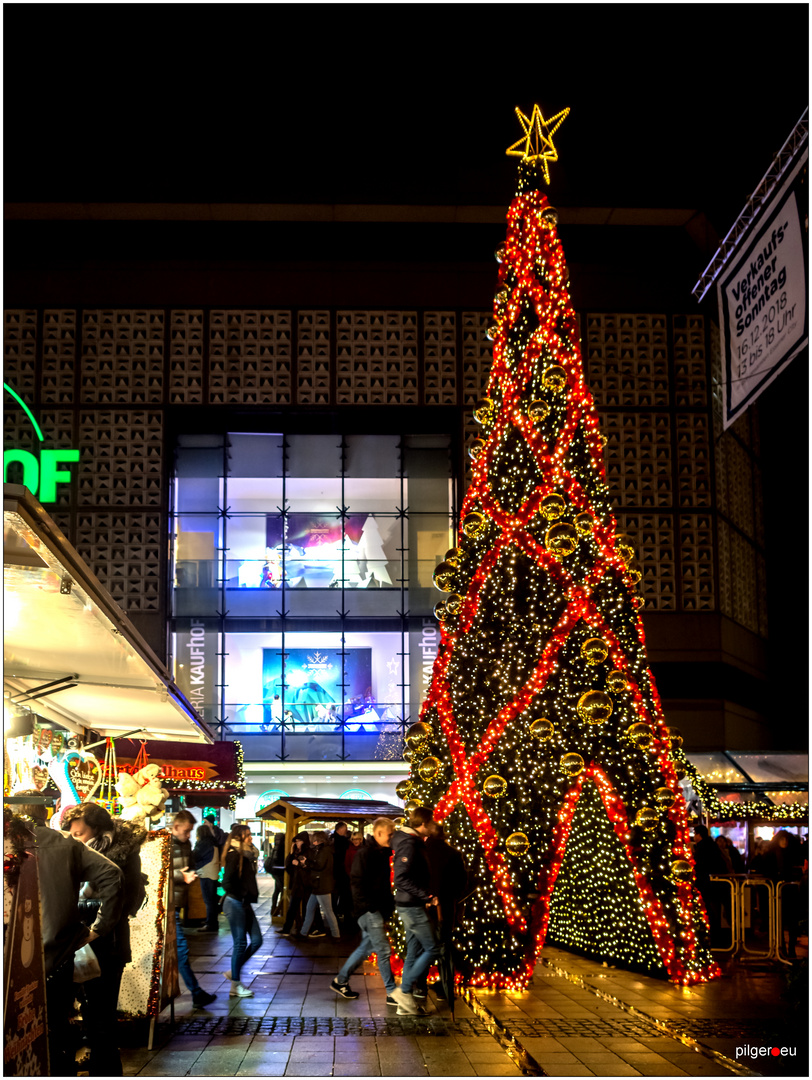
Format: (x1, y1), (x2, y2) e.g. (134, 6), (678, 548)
(4, 483), (214, 1058)
(257, 794), (403, 855)
(679, 750), (808, 853)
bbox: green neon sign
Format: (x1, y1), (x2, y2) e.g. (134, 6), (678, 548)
(3, 383), (80, 503)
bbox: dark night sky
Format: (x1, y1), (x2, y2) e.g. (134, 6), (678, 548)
(4, 4), (809, 234)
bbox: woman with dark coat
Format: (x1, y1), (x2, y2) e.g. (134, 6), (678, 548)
(277, 832), (310, 936)
(221, 824), (263, 997)
(192, 822), (221, 931)
(65, 802), (146, 1077)
(299, 830), (340, 940)
(265, 832), (286, 917)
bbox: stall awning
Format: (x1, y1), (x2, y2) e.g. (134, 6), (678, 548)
(4, 484), (213, 744)
(257, 795), (403, 828)
(682, 750), (808, 822)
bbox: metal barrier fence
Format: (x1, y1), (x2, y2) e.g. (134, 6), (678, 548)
(710, 875), (803, 964)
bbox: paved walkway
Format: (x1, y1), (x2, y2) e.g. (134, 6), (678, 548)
(119, 880), (807, 1077)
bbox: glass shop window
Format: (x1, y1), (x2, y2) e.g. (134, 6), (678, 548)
(223, 630), (407, 759)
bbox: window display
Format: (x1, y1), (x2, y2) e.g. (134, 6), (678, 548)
(170, 431), (455, 750)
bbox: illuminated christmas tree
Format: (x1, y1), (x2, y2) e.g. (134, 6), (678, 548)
(400, 105), (720, 989)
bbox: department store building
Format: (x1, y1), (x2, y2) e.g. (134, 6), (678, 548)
(3, 200), (800, 820)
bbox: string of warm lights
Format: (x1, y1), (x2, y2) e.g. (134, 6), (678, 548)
(396, 113), (719, 989)
(144, 830), (173, 1018)
(676, 751), (809, 823)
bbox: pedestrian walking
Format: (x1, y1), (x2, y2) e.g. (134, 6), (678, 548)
(221, 824), (264, 996)
(277, 833), (310, 936)
(299, 830), (340, 940)
(192, 822), (221, 931)
(330, 817), (397, 1002)
(413, 821), (468, 1002)
(389, 806), (440, 1015)
(332, 821), (351, 922)
(170, 810), (217, 1007)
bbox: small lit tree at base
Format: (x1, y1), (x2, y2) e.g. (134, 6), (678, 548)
(398, 105), (720, 989)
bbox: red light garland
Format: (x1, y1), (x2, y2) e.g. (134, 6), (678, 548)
(401, 151), (718, 989)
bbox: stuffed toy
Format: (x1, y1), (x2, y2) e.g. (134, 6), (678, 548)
(116, 763), (169, 824)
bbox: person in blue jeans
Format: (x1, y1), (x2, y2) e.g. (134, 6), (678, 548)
(299, 831), (341, 940)
(221, 824), (263, 997)
(331, 818), (397, 1001)
(170, 810), (216, 1007)
(390, 806), (440, 1015)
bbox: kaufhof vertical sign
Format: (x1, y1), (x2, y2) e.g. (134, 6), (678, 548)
(175, 619), (217, 724)
(718, 148), (808, 429)
(3, 383), (80, 501)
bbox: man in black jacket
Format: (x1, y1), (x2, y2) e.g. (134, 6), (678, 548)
(330, 818), (396, 1001)
(16, 793), (123, 1077)
(390, 806), (440, 1015)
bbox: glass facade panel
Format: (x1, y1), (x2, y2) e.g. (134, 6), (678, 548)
(221, 630), (407, 760)
(345, 435), (401, 478)
(169, 428), (454, 755)
(286, 434), (342, 479)
(228, 432), (284, 478)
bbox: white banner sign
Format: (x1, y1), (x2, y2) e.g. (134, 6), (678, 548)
(718, 148), (808, 429)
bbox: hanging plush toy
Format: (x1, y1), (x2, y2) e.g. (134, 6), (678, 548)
(116, 763), (169, 824)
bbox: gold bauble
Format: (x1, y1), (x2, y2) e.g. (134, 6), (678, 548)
(615, 534), (635, 563)
(577, 689), (613, 725)
(529, 399), (549, 423)
(626, 560), (643, 585)
(541, 492), (566, 520)
(444, 547), (462, 567)
(405, 721), (431, 750)
(494, 244), (506, 263)
(403, 750), (415, 763)
(654, 787), (677, 809)
(434, 600), (449, 622)
(494, 288), (509, 306)
(474, 398), (495, 425)
(605, 669), (627, 693)
(404, 799), (422, 814)
(395, 780), (412, 800)
(671, 859), (693, 883)
(432, 560), (456, 592)
(542, 365), (567, 392)
(445, 592), (463, 615)
(392, 816), (406, 829)
(544, 521), (579, 557)
(418, 756), (440, 781)
(505, 832), (529, 856)
(635, 807), (659, 832)
(626, 722), (654, 749)
(485, 324), (499, 342)
(469, 437), (487, 460)
(560, 752), (585, 777)
(574, 512), (594, 536)
(666, 726), (683, 749)
(529, 717), (554, 741)
(542, 205), (559, 226)
(462, 512), (486, 538)
(580, 637), (609, 665)
(483, 774), (507, 798)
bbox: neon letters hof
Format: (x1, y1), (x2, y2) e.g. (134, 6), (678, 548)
(3, 383), (80, 502)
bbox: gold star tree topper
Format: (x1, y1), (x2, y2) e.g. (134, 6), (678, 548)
(506, 104), (570, 184)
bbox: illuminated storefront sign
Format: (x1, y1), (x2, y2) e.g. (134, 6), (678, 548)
(3, 384), (80, 502)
